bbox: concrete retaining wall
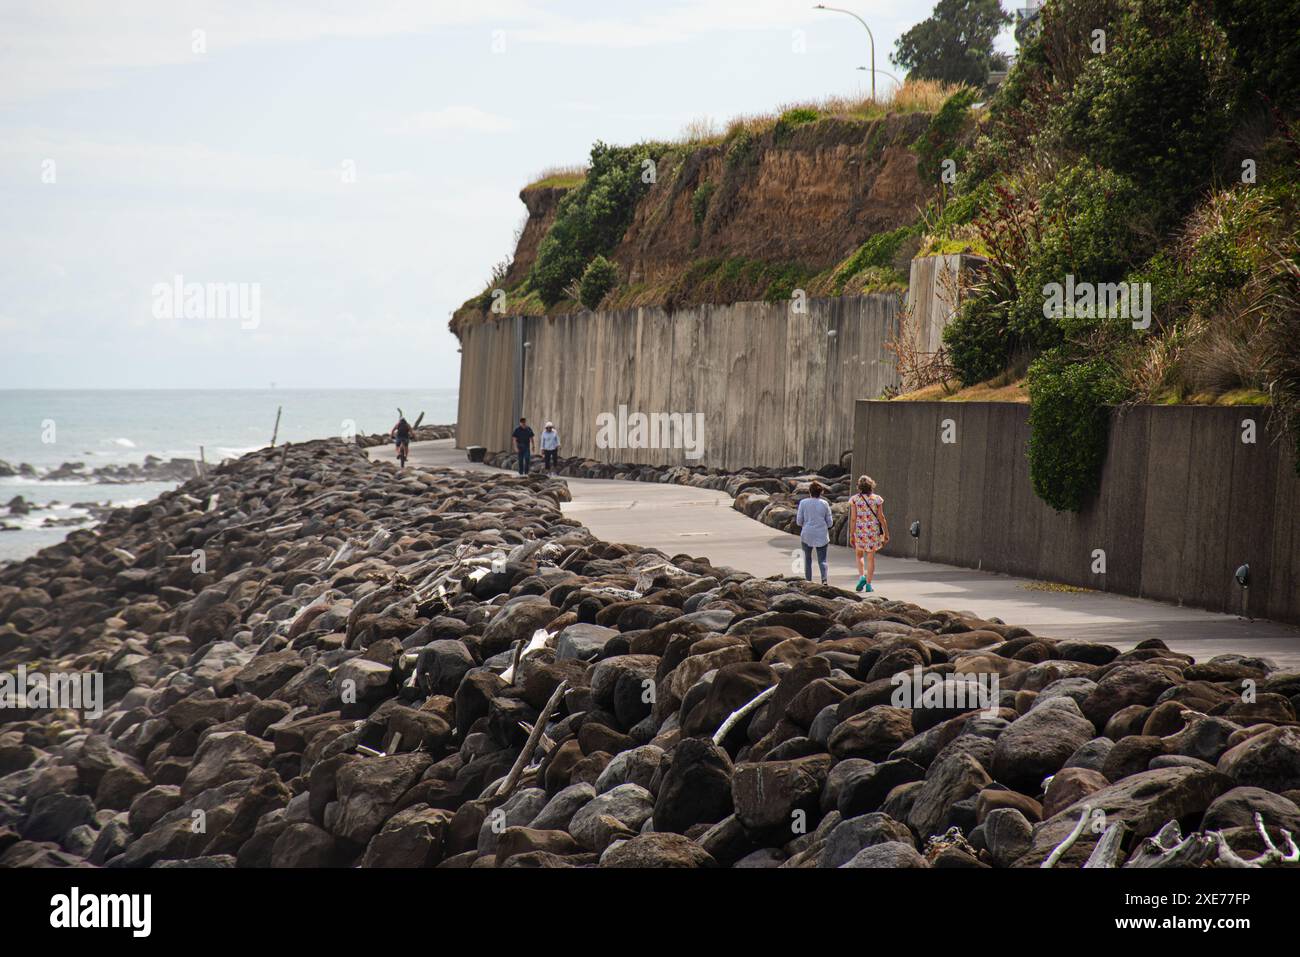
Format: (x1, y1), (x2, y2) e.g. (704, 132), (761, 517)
(905, 254), (986, 353)
(853, 400), (1300, 624)
(457, 294), (901, 469)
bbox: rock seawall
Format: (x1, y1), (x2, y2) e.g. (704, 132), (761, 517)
(2, 441), (1298, 868)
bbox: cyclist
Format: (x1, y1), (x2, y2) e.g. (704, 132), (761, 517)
(391, 415), (412, 466)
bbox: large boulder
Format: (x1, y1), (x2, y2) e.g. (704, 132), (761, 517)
(827, 707), (915, 761)
(414, 640), (475, 695)
(600, 832), (716, 868)
(1202, 787), (1300, 833)
(479, 597), (561, 657)
(1080, 664), (1182, 728)
(840, 841), (929, 868)
(991, 697), (1095, 793)
(1216, 726), (1300, 792)
(817, 812), (914, 868)
(908, 751), (992, 838)
(568, 784), (655, 853)
(731, 755), (830, 834)
(554, 623), (619, 662)
(331, 753), (432, 846)
(652, 737), (734, 834)
(181, 732), (274, 799)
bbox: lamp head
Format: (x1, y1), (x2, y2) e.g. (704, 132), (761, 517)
(1235, 563), (1250, 588)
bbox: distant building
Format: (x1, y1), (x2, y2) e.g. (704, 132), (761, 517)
(1015, 0), (1045, 46)
(988, 1), (1044, 89)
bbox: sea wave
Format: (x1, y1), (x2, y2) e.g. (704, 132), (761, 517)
(0, 476), (96, 487)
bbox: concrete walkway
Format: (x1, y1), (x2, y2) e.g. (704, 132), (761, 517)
(372, 440), (1300, 668)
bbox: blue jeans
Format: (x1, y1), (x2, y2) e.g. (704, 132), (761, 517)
(803, 543), (828, 582)
(517, 448), (531, 475)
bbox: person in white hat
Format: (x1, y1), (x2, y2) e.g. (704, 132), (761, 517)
(540, 421), (561, 474)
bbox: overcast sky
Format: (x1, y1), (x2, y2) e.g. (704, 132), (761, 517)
(1, 0), (1014, 390)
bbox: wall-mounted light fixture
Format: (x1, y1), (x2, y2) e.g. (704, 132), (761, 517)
(1235, 563), (1251, 620)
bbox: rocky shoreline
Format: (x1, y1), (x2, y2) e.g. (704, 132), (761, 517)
(1, 439), (1298, 869)
(0, 455), (201, 485)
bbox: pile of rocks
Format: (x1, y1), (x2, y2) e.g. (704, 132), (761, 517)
(482, 451), (856, 545)
(2, 497), (119, 534)
(354, 424), (455, 449)
(2, 440), (1298, 869)
(0, 456), (200, 485)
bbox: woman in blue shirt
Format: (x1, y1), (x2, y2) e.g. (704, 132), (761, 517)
(795, 481), (834, 584)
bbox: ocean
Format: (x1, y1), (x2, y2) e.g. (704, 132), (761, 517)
(0, 389), (458, 563)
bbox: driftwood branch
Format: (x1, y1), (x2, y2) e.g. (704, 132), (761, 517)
(489, 679), (568, 801)
(1042, 804), (1093, 868)
(1068, 811), (1300, 869)
(1083, 820), (1128, 868)
(1210, 813), (1300, 868)
(712, 684), (778, 746)
(1124, 820), (1217, 868)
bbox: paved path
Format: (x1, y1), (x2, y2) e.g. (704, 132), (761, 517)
(372, 440), (1300, 668)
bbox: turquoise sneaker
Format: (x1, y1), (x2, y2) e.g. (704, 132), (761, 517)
(864, 582), (874, 592)
(855, 575), (867, 591)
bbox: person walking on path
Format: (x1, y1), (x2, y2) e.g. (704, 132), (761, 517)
(540, 421), (560, 474)
(511, 417), (535, 476)
(849, 474), (889, 592)
(795, 480), (835, 584)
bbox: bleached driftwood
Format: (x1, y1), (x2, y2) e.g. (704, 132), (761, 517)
(1041, 803), (1094, 868)
(712, 684), (778, 746)
(488, 679), (568, 801)
(1083, 821), (1129, 868)
(1048, 810), (1299, 869)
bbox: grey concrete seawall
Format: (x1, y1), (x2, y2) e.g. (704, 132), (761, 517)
(853, 400), (1300, 624)
(457, 294), (903, 470)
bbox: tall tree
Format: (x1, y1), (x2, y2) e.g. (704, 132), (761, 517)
(891, 0), (1013, 86)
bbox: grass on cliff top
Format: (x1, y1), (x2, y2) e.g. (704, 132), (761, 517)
(676, 77), (963, 146)
(515, 78), (951, 193)
(523, 164), (588, 190)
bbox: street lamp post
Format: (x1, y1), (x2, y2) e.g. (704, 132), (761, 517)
(814, 4), (876, 100)
(857, 65), (901, 93)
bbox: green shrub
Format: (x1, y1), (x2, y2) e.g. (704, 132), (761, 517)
(834, 226), (915, 291)
(724, 128), (757, 172)
(774, 107), (819, 143)
(1124, 250), (1191, 331)
(762, 263), (809, 302)
(1058, 0), (1233, 206)
(691, 180), (716, 227)
(530, 140), (664, 305)
(1026, 351), (1128, 512)
(1008, 163), (1152, 348)
(912, 86), (979, 184)
(1207, 0), (1300, 106)
(579, 255), (618, 310)
(944, 291), (1014, 384)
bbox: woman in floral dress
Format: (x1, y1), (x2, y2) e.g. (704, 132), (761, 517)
(849, 474), (889, 592)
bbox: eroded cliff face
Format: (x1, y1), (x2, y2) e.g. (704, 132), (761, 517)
(615, 113), (931, 287)
(454, 110), (933, 330)
(504, 184), (568, 287)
